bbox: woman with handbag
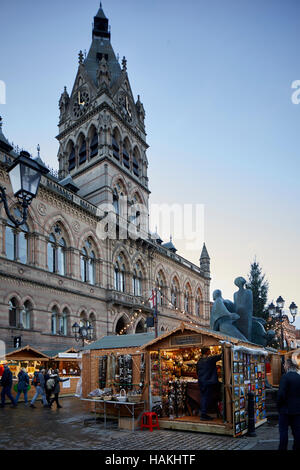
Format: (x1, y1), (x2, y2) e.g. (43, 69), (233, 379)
(49, 369), (69, 409)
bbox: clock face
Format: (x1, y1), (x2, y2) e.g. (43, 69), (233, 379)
(72, 89), (90, 119)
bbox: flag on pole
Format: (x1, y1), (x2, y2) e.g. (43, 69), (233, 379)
(149, 289), (157, 309)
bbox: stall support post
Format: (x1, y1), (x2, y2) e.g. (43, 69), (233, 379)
(154, 287), (158, 338)
(247, 392), (256, 437)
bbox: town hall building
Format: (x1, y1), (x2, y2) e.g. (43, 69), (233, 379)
(0, 4), (211, 352)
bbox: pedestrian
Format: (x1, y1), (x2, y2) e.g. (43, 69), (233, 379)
(15, 367), (30, 405)
(0, 363), (17, 408)
(196, 347), (222, 421)
(49, 369), (69, 409)
(30, 367), (49, 408)
(44, 368), (54, 404)
(277, 358), (300, 451)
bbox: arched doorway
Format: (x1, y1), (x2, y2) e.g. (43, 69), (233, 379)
(116, 316), (127, 335)
(135, 319), (145, 334)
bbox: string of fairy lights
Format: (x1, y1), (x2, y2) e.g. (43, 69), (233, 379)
(118, 287), (205, 335)
(3, 191), (206, 336)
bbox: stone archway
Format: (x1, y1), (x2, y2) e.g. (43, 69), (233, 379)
(115, 315), (127, 335)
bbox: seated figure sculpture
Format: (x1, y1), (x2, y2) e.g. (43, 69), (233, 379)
(210, 290), (248, 341)
(211, 277), (275, 347)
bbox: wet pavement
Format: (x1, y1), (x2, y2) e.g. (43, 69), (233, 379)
(0, 397), (290, 450)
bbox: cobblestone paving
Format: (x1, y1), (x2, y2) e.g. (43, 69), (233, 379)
(0, 397), (279, 450)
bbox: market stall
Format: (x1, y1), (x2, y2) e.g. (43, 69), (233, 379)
(141, 324), (270, 437)
(2, 345), (49, 379)
(81, 332), (157, 429)
(1, 345), (81, 401)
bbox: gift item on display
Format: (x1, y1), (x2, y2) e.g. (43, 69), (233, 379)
(150, 345), (223, 421)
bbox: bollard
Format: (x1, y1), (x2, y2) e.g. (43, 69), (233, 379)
(247, 392), (257, 437)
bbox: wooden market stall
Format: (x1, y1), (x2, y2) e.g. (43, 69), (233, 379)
(2, 345), (49, 403)
(81, 332), (158, 429)
(1, 345), (81, 402)
(42, 347), (82, 397)
(141, 324), (271, 437)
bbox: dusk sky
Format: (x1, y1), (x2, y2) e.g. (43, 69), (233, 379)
(1, 0), (300, 327)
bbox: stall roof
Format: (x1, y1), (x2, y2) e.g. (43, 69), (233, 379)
(5, 345), (50, 361)
(141, 323), (263, 350)
(83, 332), (159, 350)
(42, 347), (79, 358)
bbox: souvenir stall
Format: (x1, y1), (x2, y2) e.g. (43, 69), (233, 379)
(43, 348), (81, 376)
(141, 324), (269, 437)
(81, 332), (156, 429)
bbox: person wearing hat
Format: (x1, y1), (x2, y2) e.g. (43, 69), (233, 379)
(0, 363), (17, 408)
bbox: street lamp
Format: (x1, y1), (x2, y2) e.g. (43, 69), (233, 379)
(72, 322), (94, 347)
(0, 150), (49, 226)
(289, 302), (298, 323)
(268, 296), (298, 351)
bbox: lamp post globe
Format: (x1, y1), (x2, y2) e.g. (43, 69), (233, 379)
(276, 296), (285, 310)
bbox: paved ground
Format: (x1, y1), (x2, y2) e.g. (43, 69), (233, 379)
(0, 397), (293, 450)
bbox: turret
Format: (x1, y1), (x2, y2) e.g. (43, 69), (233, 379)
(200, 243), (210, 277)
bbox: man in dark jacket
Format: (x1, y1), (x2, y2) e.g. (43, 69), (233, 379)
(277, 358), (300, 450)
(196, 347), (222, 420)
(0, 364), (17, 407)
(30, 368), (49, 408)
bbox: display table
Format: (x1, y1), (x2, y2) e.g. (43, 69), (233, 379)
(81, 398), (145, 431)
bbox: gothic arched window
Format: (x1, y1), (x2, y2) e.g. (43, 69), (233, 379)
(171, 277), (180, 309)
(156, 271), (166, 306)
(59, 308), (68, 336)
(132, 261), (143, 296)
(80, 239), (96, 285)
(68, 142), (76, 171)
(184, 284), (192, 313)
(5, 208), (29, 264)
(195, 289), (202, 317)
(112, 128), (121, 160)
(78, 134), (87, 165)
(89, 128), (98, 159)
(47, 225), (67, 276)
(20, 300), (32, 330)
(9, 298), (19, 327)
(51, 306), (59, 335)
(114, 254), (126, 292)
(122, 138), (130, 169)
(132, 147), (140, 177)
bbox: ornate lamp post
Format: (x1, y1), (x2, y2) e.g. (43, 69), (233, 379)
(72, 322), (94, 347)
(268, 297), (298, 351)
(0, 150), (49, 226)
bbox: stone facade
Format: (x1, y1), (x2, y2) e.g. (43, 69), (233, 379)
(0, 5), (211, 352)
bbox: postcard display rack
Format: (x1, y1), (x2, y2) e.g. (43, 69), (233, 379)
(232, 346), (267, 436)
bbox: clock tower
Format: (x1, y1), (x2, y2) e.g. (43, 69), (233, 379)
(56, 3), (149, 218)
